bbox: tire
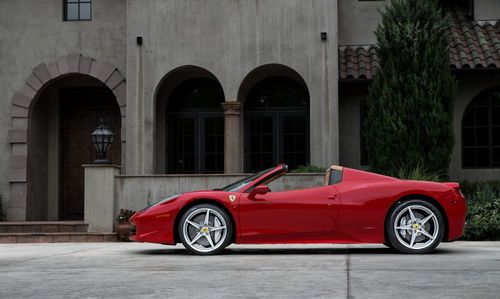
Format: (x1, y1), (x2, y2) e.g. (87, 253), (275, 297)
(178, 204), (233, 255)
(386, 199), (445, 254)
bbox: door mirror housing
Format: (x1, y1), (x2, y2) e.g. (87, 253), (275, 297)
(249, 185), (270, 199)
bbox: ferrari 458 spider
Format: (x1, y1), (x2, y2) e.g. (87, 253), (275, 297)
(130, 164), (466, 255)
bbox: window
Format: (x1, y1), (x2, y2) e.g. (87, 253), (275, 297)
(462, 86), (500, 168)
(64, 0), (91, 21)
(244, 76), (310, 172)
(166, 78), (225, 174)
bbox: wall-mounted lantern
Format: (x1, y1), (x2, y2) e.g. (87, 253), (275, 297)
(91, 119), (115, 164)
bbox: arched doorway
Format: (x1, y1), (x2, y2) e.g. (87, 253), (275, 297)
(244, 75), (310, 172)
(28, 75), (122, 220)
(8, 54), (126, 221)
(155, 66), (225, 174)
(462, 85), (500, 168)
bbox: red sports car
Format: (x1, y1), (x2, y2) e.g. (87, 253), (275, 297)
(130, 164), (466, 255)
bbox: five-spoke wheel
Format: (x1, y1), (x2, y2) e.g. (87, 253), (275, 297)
(178, 204), (233, 255)
(386, 199), (444, 254)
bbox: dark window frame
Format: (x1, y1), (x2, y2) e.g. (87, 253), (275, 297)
(167, 111), (224, 174)
(462, 86), (500, 169)
(243, 76), (310, 172)
(165, 77), (225, 174)
(63, 0), (92, 21)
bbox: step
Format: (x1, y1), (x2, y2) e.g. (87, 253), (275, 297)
(0, 232), (118, 243)
(0, 221), (89, 233)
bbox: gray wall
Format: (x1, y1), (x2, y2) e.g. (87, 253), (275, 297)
(475, 0), (500, 20)
(115, 174), (324, 212)
(126, 0), (340, 174)
(449, 72), (500, 182)
(338, 0), (386, 45)
(0, 0), (126, 218)
(339, 83), (367, 169)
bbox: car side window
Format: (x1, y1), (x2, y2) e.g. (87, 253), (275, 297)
(329, 169), (343, 185)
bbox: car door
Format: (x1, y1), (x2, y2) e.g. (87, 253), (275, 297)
(237, 185), (341, 243)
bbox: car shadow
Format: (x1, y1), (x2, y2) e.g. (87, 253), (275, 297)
(132, 246), (454, 256)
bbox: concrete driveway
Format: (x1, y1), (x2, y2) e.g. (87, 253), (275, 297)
(0, 242), (499, 298)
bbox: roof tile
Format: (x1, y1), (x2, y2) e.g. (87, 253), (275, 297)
(339, 9), (500, 80)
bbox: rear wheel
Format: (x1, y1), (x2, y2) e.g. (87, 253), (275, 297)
(386, 199), (444, 254)
(178, 204), (233, 255)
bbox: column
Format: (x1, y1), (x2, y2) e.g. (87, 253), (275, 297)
(83, 164), (120, 232)
(222, 101), (243, 173)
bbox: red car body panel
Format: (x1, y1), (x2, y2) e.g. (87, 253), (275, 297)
(130, 165), (466, 245)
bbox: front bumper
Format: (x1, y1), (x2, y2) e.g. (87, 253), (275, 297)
(129, 210), (176, 244)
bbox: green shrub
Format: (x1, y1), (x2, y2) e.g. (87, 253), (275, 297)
(290, 165), (326, 173)
(364, 0), (456, 179)
(390, 164), (442, 182)
(462, 182), (500, 241)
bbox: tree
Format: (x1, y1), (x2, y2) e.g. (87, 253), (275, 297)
(364, 0), (456, 178)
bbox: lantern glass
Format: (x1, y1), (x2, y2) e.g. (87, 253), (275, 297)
(91, 120), (115, 164)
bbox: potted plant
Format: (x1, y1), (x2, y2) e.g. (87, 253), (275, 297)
(116, 209), (136, 241)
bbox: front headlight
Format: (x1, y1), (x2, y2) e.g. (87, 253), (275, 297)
(150, 194), (181, 207)
(141, 194), (181, 212)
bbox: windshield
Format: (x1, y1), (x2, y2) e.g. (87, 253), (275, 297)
(217, 167), (274, 192)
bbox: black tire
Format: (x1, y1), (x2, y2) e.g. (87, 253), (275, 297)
(386, 199), (445, 254)
(178, 204), (233, 255)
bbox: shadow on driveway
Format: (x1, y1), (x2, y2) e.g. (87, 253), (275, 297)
(131, 246), (455, 256)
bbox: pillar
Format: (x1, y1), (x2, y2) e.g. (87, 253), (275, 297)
(222, 101), (243, 173)
(83, 164), (120, 232)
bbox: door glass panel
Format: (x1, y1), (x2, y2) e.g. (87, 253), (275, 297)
(247, 116), (274, 172)
(204, 117), (224, 173)
(282, 115), (308, 169)
(169, 117), (195, 173)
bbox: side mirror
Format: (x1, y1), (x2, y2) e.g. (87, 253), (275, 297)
(249, 185), (270, 200)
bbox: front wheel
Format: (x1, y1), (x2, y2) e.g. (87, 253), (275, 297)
(386, 200), (445, 254)
(178, 204), (233, 255)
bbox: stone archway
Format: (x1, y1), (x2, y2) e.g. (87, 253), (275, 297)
(7, 53), (126, 221)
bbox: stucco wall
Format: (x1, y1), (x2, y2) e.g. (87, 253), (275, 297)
(474, 0), (500, 21)
(449, 72), (500, 181)
(338, 0), (386, 45)
(339, 83), (368, 169)
(126, 0), (339, 174)
(0, 0), (126, 218)
(115, 174), (324, 212)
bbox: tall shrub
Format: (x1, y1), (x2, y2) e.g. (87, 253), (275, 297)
(365, 0), (456, 178)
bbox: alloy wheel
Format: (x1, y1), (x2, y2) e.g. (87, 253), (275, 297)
(393, 205), (439, 250)
(182, 207), (228, 253)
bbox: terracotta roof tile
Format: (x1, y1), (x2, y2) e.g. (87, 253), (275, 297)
(339, 9), (500, 80)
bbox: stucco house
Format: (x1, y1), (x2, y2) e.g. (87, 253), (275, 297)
(0, 0), (499, 226)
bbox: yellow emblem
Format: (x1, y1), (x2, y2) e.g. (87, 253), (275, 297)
(413, 224), (420, 230)
(200, 227), (209, 233)
(229, 195), (236, 202)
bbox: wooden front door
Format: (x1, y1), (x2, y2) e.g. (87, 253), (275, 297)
(61, 88), (121, 220)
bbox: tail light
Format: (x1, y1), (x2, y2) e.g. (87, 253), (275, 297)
(443, 182), (464, 198)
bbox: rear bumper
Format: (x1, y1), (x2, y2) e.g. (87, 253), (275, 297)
(445, 195), (467, 241)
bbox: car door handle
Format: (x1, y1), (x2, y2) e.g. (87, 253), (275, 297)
(327, 194), (338, 200)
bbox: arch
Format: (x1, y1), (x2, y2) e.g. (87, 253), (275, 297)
(237, 64), (309, 105)
(238, 64), (311, 172)
(461, 84), (500, 168)
(154, 65), (225, 174)
(8, 53), (126, 221)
